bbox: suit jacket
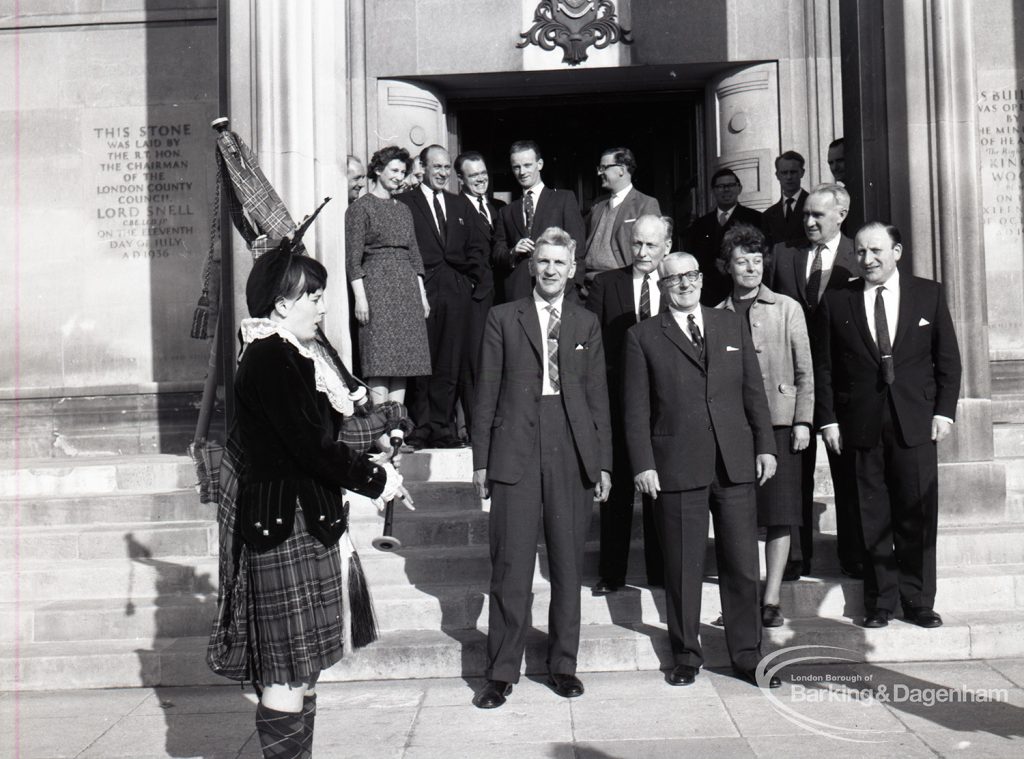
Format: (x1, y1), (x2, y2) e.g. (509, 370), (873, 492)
(492, 187), (587, 302)
(584, 187), (661, 271)
(768, 234), (857, 319)
(472, 296), (612, 485)
(234, 336), (387, 551)
(585, 265), (639, 407)
(464, 194), (505, 301)
(682, 203), (766, 306)
(397, 189), (488, 294)
(718, 285), (814, 427)
(812, 275), (962, 448)
(763, 188), (808, 246)
(623, 307), (776, 491)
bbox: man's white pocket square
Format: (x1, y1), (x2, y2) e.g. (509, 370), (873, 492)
(918, 317), (930, 326)
(575, 343), (587, 350)
(726, 345), (740, 352)
(624, 218), (637, 223)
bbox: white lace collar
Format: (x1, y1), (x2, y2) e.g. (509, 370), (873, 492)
(240, 318), (353, 415)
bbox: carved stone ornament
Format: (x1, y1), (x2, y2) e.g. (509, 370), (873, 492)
(517, 0), (633, 66)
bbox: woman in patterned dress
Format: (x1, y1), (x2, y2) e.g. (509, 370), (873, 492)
(346, 145), (431, 404)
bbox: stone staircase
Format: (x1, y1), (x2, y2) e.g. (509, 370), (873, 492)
(2, 422), (1024, 691)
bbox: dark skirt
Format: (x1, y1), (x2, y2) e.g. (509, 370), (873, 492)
(755, 426), (803, 528)
(246, 507), (352, 685)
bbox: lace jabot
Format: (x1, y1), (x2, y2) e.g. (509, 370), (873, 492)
(239, 318), (353, 415)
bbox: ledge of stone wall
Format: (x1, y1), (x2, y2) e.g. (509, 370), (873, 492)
(0, 1), (215, 30)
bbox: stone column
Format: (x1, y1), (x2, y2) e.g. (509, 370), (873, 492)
(222, 0), (353, 360)
(841, 0), (1006, 519)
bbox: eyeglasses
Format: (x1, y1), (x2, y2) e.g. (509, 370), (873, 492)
(596, 164), (623, 173)
(713, 182), (739, 190)
(659, 271), (702, 287)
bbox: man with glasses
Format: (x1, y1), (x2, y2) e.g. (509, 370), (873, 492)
(682, 167), (765, 306)
(623, 252), (780, 689)
(583, 147), (660, 285)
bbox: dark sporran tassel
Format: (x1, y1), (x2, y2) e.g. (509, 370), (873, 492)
(347, 551), (378, 649)
(191, 292), (211, 339)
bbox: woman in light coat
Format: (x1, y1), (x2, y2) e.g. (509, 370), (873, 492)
(717, 223), (813, 627)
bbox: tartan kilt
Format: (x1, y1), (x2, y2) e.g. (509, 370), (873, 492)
(247, 507), (356, 685)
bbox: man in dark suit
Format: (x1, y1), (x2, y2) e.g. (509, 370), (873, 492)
(397, 145), (488, 449)
(682, 168), (766, 306)
(768, 183), (862, 581)
(586, 214), (669, 593)
(624, 252), (780, 689)
(583, 147), (661, 282)
(454, 150), (504, 441)
(763, 150), (809, 246)
(813, 222), (961, 629)
(492, 140), (587, 303)
(471, 227), (612, 709)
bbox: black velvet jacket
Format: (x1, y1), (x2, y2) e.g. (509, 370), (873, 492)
(234, 334), (387, 551)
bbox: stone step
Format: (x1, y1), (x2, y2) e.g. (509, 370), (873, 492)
(992, 395), (1024, 424)
(993, 422), (1024, 458)
(4, 608), (1023, 691)
(0, 455), (197, 499)
(16, 561), (1023, 645)
(6, 519), (1024, 602)
(0, 490), (212, 527)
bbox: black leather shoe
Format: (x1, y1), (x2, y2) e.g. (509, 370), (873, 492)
(400, 438), (426, 453)
(904, 608), (943, 628)
(710, 613), (725, 627)
(432, 437), (467, 449)
(761, 604), (784, 627)
(840, 562), (864, 579)
(782, 560), (802, 582)
(861, 612), (891, 628)
(736, 667), (782, 689)
(592, 579), (622, 595)
(473, 680), (512, 709)
(667, 664), (698, 686)
(549, 673), (584, 698)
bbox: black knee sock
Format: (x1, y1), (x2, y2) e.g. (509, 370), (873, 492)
(255, 702), (309, 759)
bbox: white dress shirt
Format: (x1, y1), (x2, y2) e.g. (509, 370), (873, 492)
(609, 184), (633, 210)
(464, 191), (489, 225)
(631, 268), (662, 319)
(534, 289), (564, 395)
(806, 232), (841, 286)
(670, 305), (704, 340)
(523, 182), (545, 227)
(864, 268), (900, 346)
(717, 205), (735, 225)
(420, 183), (446, 233)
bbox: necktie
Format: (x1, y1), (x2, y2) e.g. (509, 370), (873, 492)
(524, 190), (534, 234)
(806, 243), (825, 308)
(639, 274), (651, 320)
(687, 314), (704, 360)
(477, 196), (491, 229)
(432, 190), (447, 243)
(718, 210), (729, 227)
(874, 286), (895, 384)
(785, 197), (794, 219)
(546, 305), (560, 392)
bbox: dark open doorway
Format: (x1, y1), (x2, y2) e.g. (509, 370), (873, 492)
(452, 90), (704, 234)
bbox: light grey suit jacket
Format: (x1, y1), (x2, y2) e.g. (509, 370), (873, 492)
(584, 187), (661, 271)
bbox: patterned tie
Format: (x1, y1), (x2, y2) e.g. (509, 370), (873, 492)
(432, 190), (447, 243)
(874, 285), (895, 384)
(687, 314), (704, 360)
(477, 196), (491, 229)
(524, 190), (535, 234)
(718, 209), (729, 227)
(784, 196), (795, 219)
(546, 305), (560, 392)
(639, 274), (652, 320)
(806, 243), (825, 308)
